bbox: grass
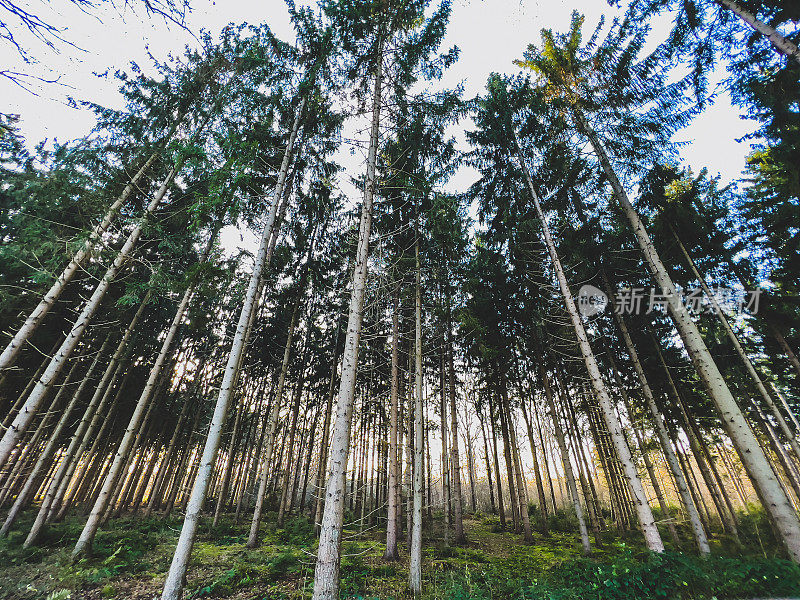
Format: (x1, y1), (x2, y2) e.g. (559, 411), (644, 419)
(0, 508), (798, 599)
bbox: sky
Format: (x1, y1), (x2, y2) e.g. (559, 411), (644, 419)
(2, 0), (758, 254)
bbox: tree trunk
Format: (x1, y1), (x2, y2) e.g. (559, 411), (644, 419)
(479, 410), (496, 514)
(670, 224), (800, 465)
(602, 273), (710, 553)
(446, 304), (464, 542)
(439, 352), (451, 543)
(577, 111), (800, 561)
(519, 396), (549, 533)
(71, 232), (213, 557)
(655, 340), (740, 541)
(0, 152), (159, 373)
(715, 0), (800, 64)
(143, 356), (202, 517)
(465, 428), (478, 513)
(0, 165), (180, 473)
(314, 327), (340, 529)
(519, 158), (663, 552)
(53, 296), (152, 520)
(540, 364), (591, 554)
(409, 237), (424, 596)
(212, 388), (245, 527)
(19, 335), (111, 545)
(1, 346), (89, 535)
(248, 294), (302, 546)
(385, 288), (401, 559)
(489, 403), (506, 528)
(159, 90), (306, 599)
(610, 358), (681, 547)
(311, 41), (382, 600)
(770, 325), (800, 382)
(278, 364), (308, 526)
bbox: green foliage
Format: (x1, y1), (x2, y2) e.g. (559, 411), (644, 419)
(276, 516), (315, 547)
(266, 551), (302, 579)
(190, 566), (257, 597)
(528, 506), (579, 535)
(427, 550), (800, 600)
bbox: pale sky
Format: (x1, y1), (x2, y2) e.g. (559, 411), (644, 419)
(2, 0), (756, 222)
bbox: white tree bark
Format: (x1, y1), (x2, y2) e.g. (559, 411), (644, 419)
(715, 0), (800, 65)
(385, 289), (401, 559)
(0, 167), (177, 473)
(520, 158), (665, 552)
(671, 224), (800, 464)
(247, 298), (301, 547)
(21, 335), (112, 546)
(0, 153), (159, 373)
(447, 307), (464, 542)
(312, 44), (383, 600)
(576, 111), (800, 562)
(1, 345), (87, 535)
(409, 239), (424, 596)
(71, 231), (215, 558)
(604, 286), (711, 554)
(540, 365), (591, 554)
(52, 291), (153, 521)
(160, 98), (306, 600)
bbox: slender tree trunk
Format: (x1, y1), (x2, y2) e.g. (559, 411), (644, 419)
(479, 411), (496, 514)
(385, 288), (401, 559)
(278, 363), (307, 526)
(0, 152), (160, 373)
(409, 238), (424, 596)
(715, 0), (800, 64)
(604, 349), (681, 546)
(213, 388), (244, 527)
(499, 377), (531, 541)
(18, 335), (112, 544)
(2, 338), (62, 431)
(752, 401), (800, 504)
(0, 164), (182, 472)
(520, 397), (549, 533)
(540, 365), (591, 554)
(71, 233), (214, 558)
(496, 384), (520, 532)
(53, 296), (151, 520)
(770, 325), (800, 382)
(314, 328), (340, 529)
(602, 274), (710, 553)
(446, 304), (464, 542)
(144, 359), (201, 517)
(439, 353), (451, 544)
(248, 295), (302, 546)
(489, 404), (506, 528)
(655, 340), (740, 541)
(671, 225), (800, 465)
(556, 379), (603, 544)
(159, 91), (306, 600)
(1, 346), (89, 535)
(520, 158), (664, 552)
(312, 41), (383, 600)
(577, 112), (800, 560)
(465, 428), (478, 513)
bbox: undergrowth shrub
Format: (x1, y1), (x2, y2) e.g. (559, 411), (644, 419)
(433, 549), (800, 600)
(277, 516), (314, 546)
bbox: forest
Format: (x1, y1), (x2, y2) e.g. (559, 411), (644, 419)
(0, 0), (799, 598)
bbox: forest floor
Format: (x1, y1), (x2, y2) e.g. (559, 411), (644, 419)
(1, 509), (799, 600)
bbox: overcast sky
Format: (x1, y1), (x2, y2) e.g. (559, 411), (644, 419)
(3, 0), (757, 249)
